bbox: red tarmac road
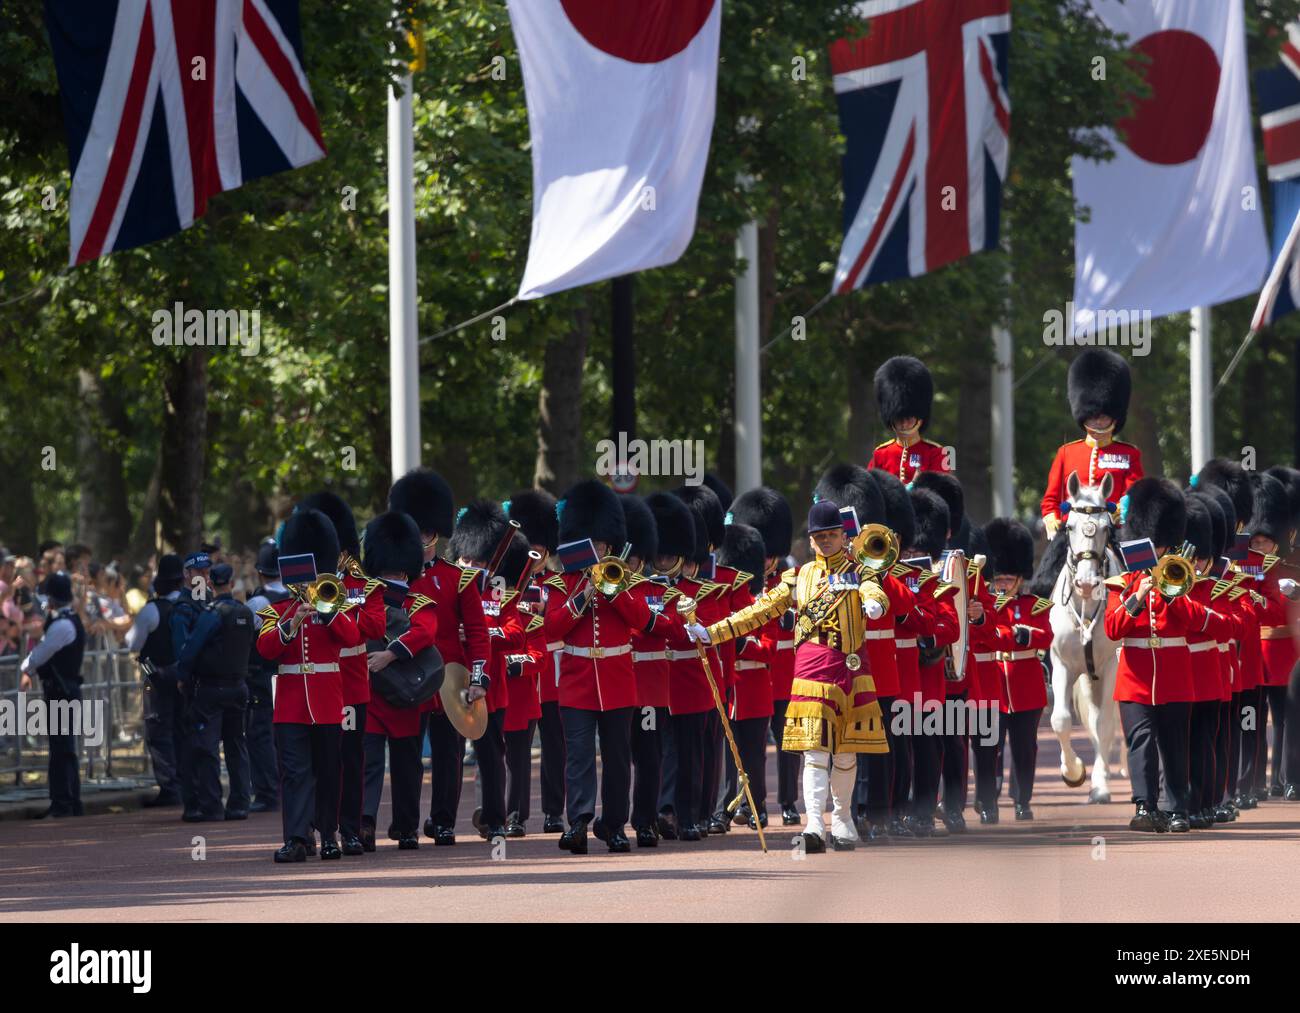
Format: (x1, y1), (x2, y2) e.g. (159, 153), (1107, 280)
(1, 727), (1298, 922)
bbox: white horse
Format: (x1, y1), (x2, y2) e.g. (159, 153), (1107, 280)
(1030, 472), (1125, 803)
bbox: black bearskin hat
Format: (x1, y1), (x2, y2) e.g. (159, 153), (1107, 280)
(299, 490), (360, 558)
(646, 491), (699, 561)
(674, 484), (725, 550)
(1067, 349), (1131, 433)
(1121, 478), (1185, 551)
(983, 518), (1034, 580)
(1182, 495), (1214, 561)
(874, 355), (933, 430)
(728, 487), (793, 560)
(558, 480), (627, 549)
(703, 472), (734, 513)
(619, 494), (658, 564)
(1194, 459), (1253, 530)
(1188, 492), (1227, 561)
(718, 523), (766, 595)
(908, 488), (950, 559)
(1247, 472), (1291, 547)
(389, 469), (455, 538)
(504, 489), (559, 554)
(496, 530), (534, 590)
(1199, 484), (1238, 543)
(281, 508), (341, 577)
(1265, 466), (1300, 543)
(865, 469), (916, 549)
(449, 499), (508, 564)
(814, 463), (885, 526)
(912, 471), (964, 540)
(363, 511), (424, 581)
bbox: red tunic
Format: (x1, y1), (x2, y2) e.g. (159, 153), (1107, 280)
(1040, 438), (1143, 521)
(629, 577), (681, 709)
(862, 572), (915, 698)
(731, 634), (773, 721)
(664, 575), (729, 716)
(410, 557), (490, 714)
(1242, 552), (1298, 686)
(892, 564), (935, 701)
(503, 611), (546, 733)
(989, 593), (1053, 713)
(341, 574), (386, 707)
(481, 588), (527, 714)
(868, 437), (949, 487)
(1105, 572), (1221, 705)
(916, 582), (960, 708)
(543, 571), (660, 712)
(1231, 573), (1264, 691)
(365, 590), (438, 739)
(1186, 578), (1229, 703)
(256, 600), (362, 726)
(757, 570), (796, 700)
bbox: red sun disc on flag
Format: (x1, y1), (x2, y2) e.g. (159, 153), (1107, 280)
(1117, 30), (1221, 166)
(561, 0), (716, 64)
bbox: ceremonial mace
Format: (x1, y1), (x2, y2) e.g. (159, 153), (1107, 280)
(677, 597), (767, 853)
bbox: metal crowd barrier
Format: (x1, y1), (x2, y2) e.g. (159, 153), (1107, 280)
(0, 639), (153, 795)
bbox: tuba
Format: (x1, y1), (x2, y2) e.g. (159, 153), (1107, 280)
(852, 524), (899, 573)
(1151, 552), (1194, 599)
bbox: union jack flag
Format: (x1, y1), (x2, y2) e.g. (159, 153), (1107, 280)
(44, 0), (326, 266)
(830, 0), (1010, 294)
(1252, 22), (1300, 328)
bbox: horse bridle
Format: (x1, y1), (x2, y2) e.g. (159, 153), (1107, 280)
(1060, 504), (1119, 680)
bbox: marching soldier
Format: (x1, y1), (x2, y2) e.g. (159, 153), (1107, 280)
(255, 509), (363, 862)
(1041, 349), (1144, 538)
(359, 511), (438, 852)
(727, 487), (799, 826)
(504, 490), (565, 832)
(388, 469), (490, 846)
(298, 492), (386, 855)
(502, 577), (545, 838)
(1104, 479), (1225, 834)
(687, 499), (891, 853)
(125, 553), (186, 808)
(18, 573), (85, 818)
(980, 519), (1052, 822)
(245, 541), (288, 812)
(868, 356), (949, 485)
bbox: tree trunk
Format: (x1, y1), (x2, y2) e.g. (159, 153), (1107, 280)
(75, 368), (132, 560)
(128, 456), (163, 565)
(159, 347), (209, 553)
(956, 333), (993, 525)
(535, 298), (591, 495)
(0, 455), (39, 555)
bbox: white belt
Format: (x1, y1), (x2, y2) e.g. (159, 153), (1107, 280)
(278, 663), (340, 674)
(338, 644), (366, 658)
(736, 660), (765, 671)
(664, 649), (697, 661)
(633, 650), (667, 662)
(1218, 644), (1229, 653)
(546, 641), (563, 653)
(864, 629), (894, 641)
(1122, 637), (1187, 650)
(895, 638), (917, 649)
(997, 650), (1038, 662)
(973, 652), (995, 663)
(776, 640), (794, 651)
(563, 644), (631, 659)
(1187, 641), (1218, 654)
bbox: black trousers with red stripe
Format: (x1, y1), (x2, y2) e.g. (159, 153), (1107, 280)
(1120, 700), (1191, 813)
(1188, 699), (1220, 813)
(504, 719), (537, 824)
(630, 705), (667, 830)
(424, 712), (465, 829)
(538, 700), (566, 819)
(471, 710), (508, 830)
(770, 698), (800, 808)
(1215, 699), (1233, 805)
(275, 722), (341, 845)
(338, 702), (367, 840)
(940, 691), (969, 815)
(855, 694), (897, 824)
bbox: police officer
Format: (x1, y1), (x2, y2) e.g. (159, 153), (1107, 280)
(244, 540), (287, 812)
(174, 563), (254, 821)
(125, 553), (187, 808)
(19, 573), (86, 818)
(168, 551), (214, 818)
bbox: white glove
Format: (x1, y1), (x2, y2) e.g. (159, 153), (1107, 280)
(1279, 578), (1299, 600)
(686, 622), (711, 644)
(863, 598), (885, 621)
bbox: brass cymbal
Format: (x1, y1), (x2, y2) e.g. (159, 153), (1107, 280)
(439, 662), (488, 740)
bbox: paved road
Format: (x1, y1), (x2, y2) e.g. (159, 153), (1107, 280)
(2, 727), (1298, 922)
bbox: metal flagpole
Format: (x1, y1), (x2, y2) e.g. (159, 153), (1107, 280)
(734, 216), (762, 494)
(388, 15), (422, 482)
(1190, 306), (1213, 472)
(990, 262), (1014, 516)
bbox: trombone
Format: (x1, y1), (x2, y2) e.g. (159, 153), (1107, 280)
(851, 523), (899, 574)
(291, 573), (347, 615)
(589, 543), (633, 596)
(1150, 542), (1195, 599)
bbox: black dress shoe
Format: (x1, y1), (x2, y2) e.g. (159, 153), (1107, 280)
(1014, 803), (1033, 821)
(1187, 811), (1212, 830)
(183, 809), (224, 823)
(424, 817), (438, 839)
(249, 799), (278, 814)
(635, 827), (659, 847)
(303, 836), (317, 856)
(592, 816), (608, 843)
(542, 814), (565, 834)
(1167, 812), (1191, 833)
(887, 816), (914, 838)
(694, 823), (714, 839)
(142, 792), (181, 809)
(801, 832), (826, 854)
(749, 810), (768, 830)
(274, 839), (307, 863)
(1129, 802), (1158, 832)
(781, 806), (801, 826)
(831, 836), (856, 851)
(656, 813), (679, 840)
(320, 837), (343, 859)
(433, 826), (456, 846)
(1270, 784), (1284, 797)
(34, 806), (76, 820)
(341, 835), (365, 856)
(224, 809), (249, 821)
(908, 817), (936, 838)
(678, 826), (702, 842)
(707, 816), (729, 835)
(942, 810), (967, 834)
(559, 818), (589, 854)
(606, 830), (631, 853)
(979, 805), (999, 825)
(398, 834), (420, 850)
(860, 820), (887, 842)
(485, 825), (507, 842)
(360, 822), (377, 852)
(1235, 793), (1258, 810)
(505, 821), (526, 838)
(1212, 805), (1234, 824)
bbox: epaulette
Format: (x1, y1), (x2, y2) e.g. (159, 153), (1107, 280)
(780, 566), (798, 586)
(525, 613), (545, 633)
(1228, 587), (1247, 601)
(1263, 553), (1280, 573)
(626, 571), (647, 588)
(966, 559), (982, 578)
(932, 581), (958, 600)
(409, 593), (434, 614)
(697, 580), (726, 599)
(733, 570), (753, 591)
(500, 588), (520, 608)
(662, 587), (682, 603)
(916, 570), (938, 587)
(1209, 579), (1232, 600)
(874, 439), (894, 451)
(458, 567), (479, 593)
(1030, 596), (1054, 616)
(364, 578), (384, 596)
(922, 438), (944, 449)
(545, 573), (568, 593)
(1102, 575), (1127, 592)
(256, 605), (280, 635)
(890, 562), (914, 578)
(993, 593), (1010, 610)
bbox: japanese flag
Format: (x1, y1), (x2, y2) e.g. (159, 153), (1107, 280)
(1072, 0), (1268, 334)
(507, 0), (721, 300)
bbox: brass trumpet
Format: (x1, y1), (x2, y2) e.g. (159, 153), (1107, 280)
(852, 523), (899, 573)
(293, 573), (347, 615)
(590, 556), (627, 596)
(1151, 553), (1194, 599)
